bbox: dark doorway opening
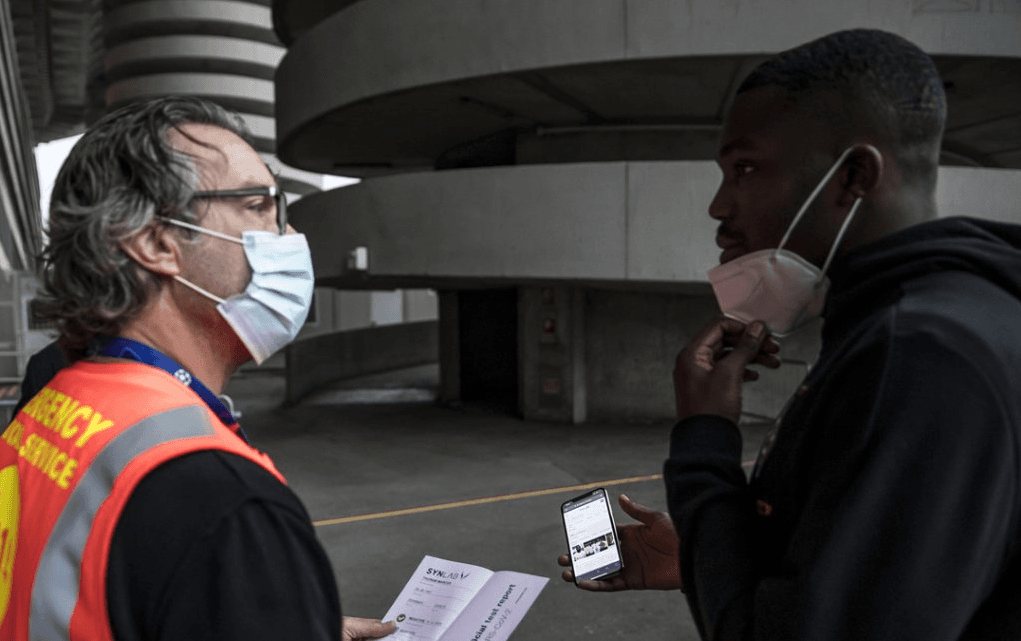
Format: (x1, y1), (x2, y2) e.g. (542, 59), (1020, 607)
(457, 288), (518, 415)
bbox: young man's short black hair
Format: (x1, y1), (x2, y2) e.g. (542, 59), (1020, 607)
(738, 29), (946, 165)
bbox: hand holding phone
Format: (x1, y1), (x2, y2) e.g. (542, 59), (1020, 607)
(558, 493), (682, 592)
(561, 488), (624, 584)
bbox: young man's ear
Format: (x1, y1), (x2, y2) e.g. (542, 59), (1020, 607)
(839, 144), (884, 205)
(119, 222), (182, 277)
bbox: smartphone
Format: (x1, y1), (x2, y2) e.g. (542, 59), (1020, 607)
(561, 488), (624, 584)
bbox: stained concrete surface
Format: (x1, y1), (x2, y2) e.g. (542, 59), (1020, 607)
(224, 367), (772, 641)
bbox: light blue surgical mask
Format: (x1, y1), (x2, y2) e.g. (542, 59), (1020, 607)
(161, 218), (315, 364)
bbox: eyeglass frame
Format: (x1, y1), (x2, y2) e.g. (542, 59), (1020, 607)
(188, 185), (287, 235)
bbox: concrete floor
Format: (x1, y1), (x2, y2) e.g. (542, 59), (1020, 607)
(224, 367), (771, 641)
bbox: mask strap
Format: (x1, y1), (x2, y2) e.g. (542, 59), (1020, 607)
(160, 216), (245, 245)
(818, 196), (863, 278)
(776, 146), (856, 252)
(174, 274), (227, 305)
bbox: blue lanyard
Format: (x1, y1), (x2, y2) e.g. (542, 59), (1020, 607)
(100, 336), (250, 444)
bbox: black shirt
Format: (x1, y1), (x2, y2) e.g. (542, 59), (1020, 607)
(13, 342), (66, 417)
(665, 218), (1021, 640)
(106, 450), (342, 641)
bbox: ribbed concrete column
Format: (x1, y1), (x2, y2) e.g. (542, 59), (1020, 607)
(101, 0), (320, 195)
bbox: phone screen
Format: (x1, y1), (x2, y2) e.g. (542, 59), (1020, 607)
(561, 488), (623, 583)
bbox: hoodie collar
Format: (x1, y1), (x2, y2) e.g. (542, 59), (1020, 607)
(824, 217), (1021, 325)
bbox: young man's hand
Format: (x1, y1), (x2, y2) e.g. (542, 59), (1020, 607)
(558, 494), (681, 592)
(673, 318), (779, 422)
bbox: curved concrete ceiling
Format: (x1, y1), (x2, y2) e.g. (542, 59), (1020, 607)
(278, 0), (1021, 121)
(277, 54), (1021, 175)
(275, 0), (1021, 175)
(271, 0), (363, 47)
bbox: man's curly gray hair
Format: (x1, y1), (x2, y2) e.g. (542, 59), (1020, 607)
(34, 95), (254, 361)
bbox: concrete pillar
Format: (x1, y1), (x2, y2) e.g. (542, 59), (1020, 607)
(569, 288), (586, 424)
(437, 290), (460, 407)
(518, 286), (586, 423)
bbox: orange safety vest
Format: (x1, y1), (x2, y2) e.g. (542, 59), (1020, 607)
(0, 360), (286, 641)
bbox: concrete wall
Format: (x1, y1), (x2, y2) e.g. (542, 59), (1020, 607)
(581, 289), (820, 424)
(291, 163), (1021, 288)
(285, 320), (439, 404)
(290, 161), (724, 286)
(371, 291), (403, 326)
(935, 166), (1021, 223)
(334, 289), (372, 332)
(244, 286), (436, 372)
(294, 287), (437, 340)
(243, 287), (367, 369)
(404, 289), (439, 323)
(517, 285), (821, 424)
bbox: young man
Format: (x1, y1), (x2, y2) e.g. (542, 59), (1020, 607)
(1, 97), (393, 641)
(561, 29), (1021, 640)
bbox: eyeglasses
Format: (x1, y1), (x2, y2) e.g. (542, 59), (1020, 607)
(190, 185), (287, 234)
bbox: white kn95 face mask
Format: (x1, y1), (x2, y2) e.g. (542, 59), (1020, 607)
(162, 218), (315, 364)
(707, 147), (864, 337)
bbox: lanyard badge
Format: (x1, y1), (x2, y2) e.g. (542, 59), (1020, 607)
(100, 336), (250, 444)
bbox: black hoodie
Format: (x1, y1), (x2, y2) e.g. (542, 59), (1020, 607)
(665, 217), (1021, 641)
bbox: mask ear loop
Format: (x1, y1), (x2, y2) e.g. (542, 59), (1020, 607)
(158, 216), (239, 304)
(159, 216), (245, 245)
(174, 275), (227, 305)
(818, 196), (863, 279)
(775, 146), (856, 253)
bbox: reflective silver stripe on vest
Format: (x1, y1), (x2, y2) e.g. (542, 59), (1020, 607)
(29, 404), (217, 641)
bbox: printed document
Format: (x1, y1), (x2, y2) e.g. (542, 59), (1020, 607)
(381, 555), (549, 641)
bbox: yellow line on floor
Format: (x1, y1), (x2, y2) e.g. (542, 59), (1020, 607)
(314, 458), (757, 528)
(312, 473), (664, 527)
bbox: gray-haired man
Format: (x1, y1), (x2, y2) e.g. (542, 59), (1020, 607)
(2, 96), (393, 641)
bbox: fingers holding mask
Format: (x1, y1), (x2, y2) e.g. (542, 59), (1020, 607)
(714, 319), (781, 368)
(675, 318), (774, 421)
